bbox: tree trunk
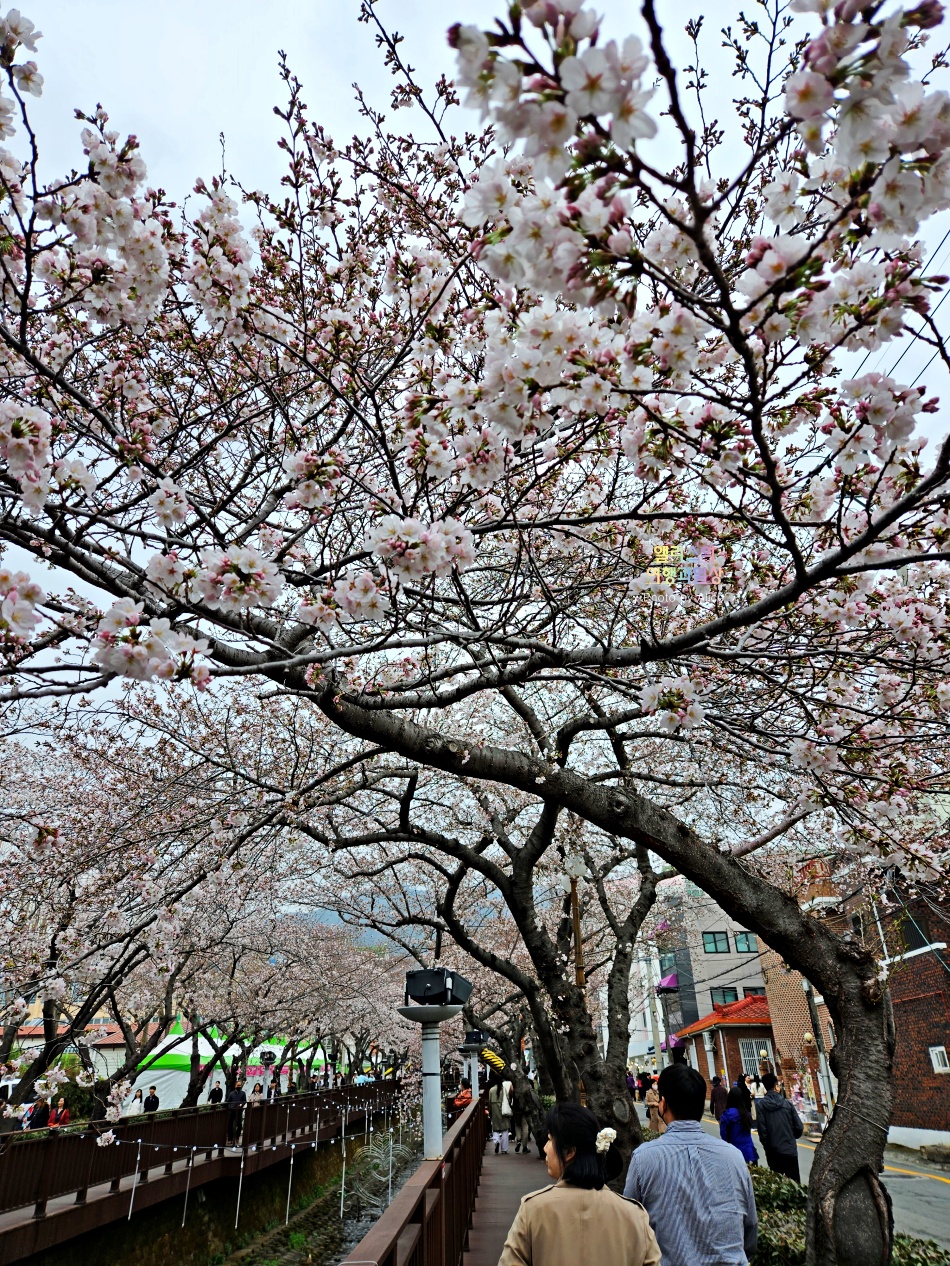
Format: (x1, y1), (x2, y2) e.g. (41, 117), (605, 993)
(806, 967), (894, 1266)
(179, 1027), (212, 1108)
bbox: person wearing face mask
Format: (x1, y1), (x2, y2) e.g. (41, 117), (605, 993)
(499, 1103), (660, 1266)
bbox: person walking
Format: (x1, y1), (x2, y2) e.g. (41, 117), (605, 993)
(624, 1064), (757, 1266)
(644, 1080), (665, 1134)
(143, 1086), (160, 1114)
(511, 1079), (536, 1155)
(125, 1089), (144, 1117)
(226, 1080), (247, 1146)
(489, 1073), (513, 1154)
(207, 1080), (223, 1104)
(720, 1086), (759, 1164)
(250, 1082), (265, 1104)
(710, 1075), (728, 1121)
(48, 1097), (70, 1129)
(756, 1073), (804, 1182)
(500, 1103), (660, 1266)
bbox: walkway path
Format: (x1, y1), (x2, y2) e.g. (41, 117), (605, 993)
(463, 1142), (545, 1266)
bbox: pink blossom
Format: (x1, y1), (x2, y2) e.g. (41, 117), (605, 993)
(784, 71), (835, 120)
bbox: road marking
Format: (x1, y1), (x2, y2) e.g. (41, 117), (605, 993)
(702, 1117), (950, 1186)
(796, 1140), (950, 1185)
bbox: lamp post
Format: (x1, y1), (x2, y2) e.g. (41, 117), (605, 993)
(460, 1030), (487, 1097)
(398, 968), (473, 1160)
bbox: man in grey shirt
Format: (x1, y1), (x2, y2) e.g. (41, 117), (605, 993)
(624, 1064), (757, 1266)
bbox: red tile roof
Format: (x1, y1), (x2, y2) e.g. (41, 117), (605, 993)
(676, 993), (771, 1038)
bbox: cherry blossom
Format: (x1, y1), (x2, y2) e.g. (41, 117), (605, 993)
(195, 547), (284, 611)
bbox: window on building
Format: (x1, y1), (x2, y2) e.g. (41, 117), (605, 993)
(897, 910), (931, 953)
(739, 1037), (774, 1078)
(659, 953), (677, 975)
(734, 932), (758, 953)
(710, 987), (739, 1006)
(743, 986), (766, 998)
(703, 931), (730, 954)
(930, 1046), (950, 1074)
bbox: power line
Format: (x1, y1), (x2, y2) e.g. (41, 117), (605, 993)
(851, 227), (950, 379)
(908, 347), (941, 389)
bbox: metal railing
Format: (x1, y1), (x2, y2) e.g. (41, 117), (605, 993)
(341, 1090), (488, 1266)
(0, 1082), (397, 1219)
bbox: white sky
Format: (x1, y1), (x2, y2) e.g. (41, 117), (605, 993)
(31, 0), (519, 197)
(15, 0), (950, 522)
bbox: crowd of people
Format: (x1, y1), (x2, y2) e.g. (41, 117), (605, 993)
(485, 1060), (806, 1266)
(500, 1066), (764, 1266)
(627, 1062), (804, 1183)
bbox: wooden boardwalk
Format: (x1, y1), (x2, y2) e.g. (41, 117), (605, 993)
(463, 1141), (547, 1266)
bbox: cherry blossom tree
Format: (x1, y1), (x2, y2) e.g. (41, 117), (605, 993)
(0, 1), (948, 1258)
(0, 702), (395, 1107)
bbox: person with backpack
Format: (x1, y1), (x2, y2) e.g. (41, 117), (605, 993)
(489, 1072), (514, 1154)
(756, 1072), (804, 1182)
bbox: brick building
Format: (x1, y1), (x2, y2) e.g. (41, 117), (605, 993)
(761, 950), (836, 1119)
(869, 892), (950, 1148)
(675, 994), (776, 1090)
(760, 866), (950, 1149)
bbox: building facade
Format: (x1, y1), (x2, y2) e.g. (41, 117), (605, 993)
(675, 994), (776, 1088)
(656, 882), (767, 1030)
(761, 864), (950, 1150)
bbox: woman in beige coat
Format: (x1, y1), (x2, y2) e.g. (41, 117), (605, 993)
(499, 1104), (660, 1266)
(644, 1083), (666, 1135)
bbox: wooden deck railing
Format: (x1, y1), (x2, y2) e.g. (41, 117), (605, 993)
(341, 1090), (488, 1266)
(0, 1082), (396, 1219)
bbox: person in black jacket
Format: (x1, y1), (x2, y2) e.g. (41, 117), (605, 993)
(226, 1081), (247, 1146)
(143, 1087), (160, 1114)
(207, 1080), (223, 1104)
(28, 1097), (50, 1129)
(756, 1073), (804, 1182)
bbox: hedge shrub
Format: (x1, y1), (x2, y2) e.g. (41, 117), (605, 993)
(749, 1166), (950, 1266)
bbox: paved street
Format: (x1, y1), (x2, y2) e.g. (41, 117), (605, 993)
(698, 1119), (950, 1248)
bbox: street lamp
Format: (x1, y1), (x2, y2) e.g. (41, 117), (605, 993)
(459, 1029), (487, 1096)
(398, 968), (473, 1160)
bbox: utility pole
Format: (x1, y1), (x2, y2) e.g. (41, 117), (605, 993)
(642, 954), (666, 1069)
(570, 876), (588, 1106)
(803, 979), (836, 1115)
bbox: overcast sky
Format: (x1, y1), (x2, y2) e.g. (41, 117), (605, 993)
(31, 1), (525, 197)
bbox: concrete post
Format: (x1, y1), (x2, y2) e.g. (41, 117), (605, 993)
(397, 1003), (464, 1161)
(420, 1020), (443, 1160)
